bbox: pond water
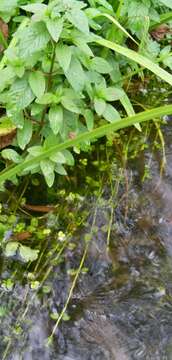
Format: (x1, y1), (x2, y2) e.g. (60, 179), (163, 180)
(1, 121), (172, 359)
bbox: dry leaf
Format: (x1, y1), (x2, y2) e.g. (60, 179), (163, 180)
(151, 24), (171, 41)
(0, 18), (8, 52)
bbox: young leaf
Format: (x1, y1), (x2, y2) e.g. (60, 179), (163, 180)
(17, 118), (33, 150)
(1, 149), (22, 163)
(45, 17), (63, 43)
(49, 105), (63, 135)
(94, 98), (106, 116)
(29, 71), (45, 99)
(103, 104), (121, 123)
(90, 57), (112, 74)
(19, 245), (39, 262)
(66, 9), (89, 34)
(40, 159), (55, 187)
(56, 44), (72, 72)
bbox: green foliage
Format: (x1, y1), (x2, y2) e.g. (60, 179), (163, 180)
(0, 0), (172, 187)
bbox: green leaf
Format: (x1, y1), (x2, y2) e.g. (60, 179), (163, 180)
(5, 242), (19, 257)
(55, 164), (67, 176)
(159, 0), (172, 9)
(29, 71), (45, 99)
(56, 44), (72, 72)
(1, 149), (22, 163)
(61, 96), (81, 114)
(36, 92), (57, 105)
(62, 149), (75, 166)
(40, 159), (55, 187)
(94, 98), (106, 116)
(19, 245), (39, 263)
(66, 9), (89, 34)
(17, 119), (33, 150)
(9, 76), (35, 110)
(27, 146), (43, 156)
(104, 87), (124, 101)
(45, 17), (63, 42)
(18, 22), (50, 60)
(65, 56), (85, 92)
(21, 4), (47, 13)
(0, 67), (15, 92)
(8, 110), (24, 129)
(49, 105), (63, 135)
(90, 57), (112, 74)
(0, 0), (17, 21)
(50, 151), (66, 164)
(31, 103), (43, 116)
(84, 109), (94, 131)
(103, 104), (121, 123)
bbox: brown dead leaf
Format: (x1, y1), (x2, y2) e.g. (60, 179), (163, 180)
(22, 204), (56, 213)
(14, 231), (32, 241)
(0, 129), (17, 149)
(0, 18), (8, 52)
(151, 24), (171, 41)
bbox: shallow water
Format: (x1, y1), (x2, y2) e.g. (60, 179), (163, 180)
(1, 123), (172, 359)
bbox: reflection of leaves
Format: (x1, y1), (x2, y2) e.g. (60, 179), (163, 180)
(19, 245), (39, 262)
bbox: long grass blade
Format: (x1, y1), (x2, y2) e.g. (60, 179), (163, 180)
(94, 13), (138, 45)
(0, 105), (172, 184)
(95, 36), (172, 86)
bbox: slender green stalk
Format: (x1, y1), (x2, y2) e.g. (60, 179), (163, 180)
(0, 105), (172, 184)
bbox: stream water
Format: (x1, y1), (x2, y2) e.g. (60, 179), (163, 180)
(1, 121), (172, 359)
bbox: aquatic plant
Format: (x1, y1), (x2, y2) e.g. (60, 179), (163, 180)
(0, 0), (172, 186)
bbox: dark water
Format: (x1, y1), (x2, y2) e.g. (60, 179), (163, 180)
(1, 123), (172, 359)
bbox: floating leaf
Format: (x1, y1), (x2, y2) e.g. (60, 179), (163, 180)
(5, 242), (19, 257)
(19, 245), (39, 262)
